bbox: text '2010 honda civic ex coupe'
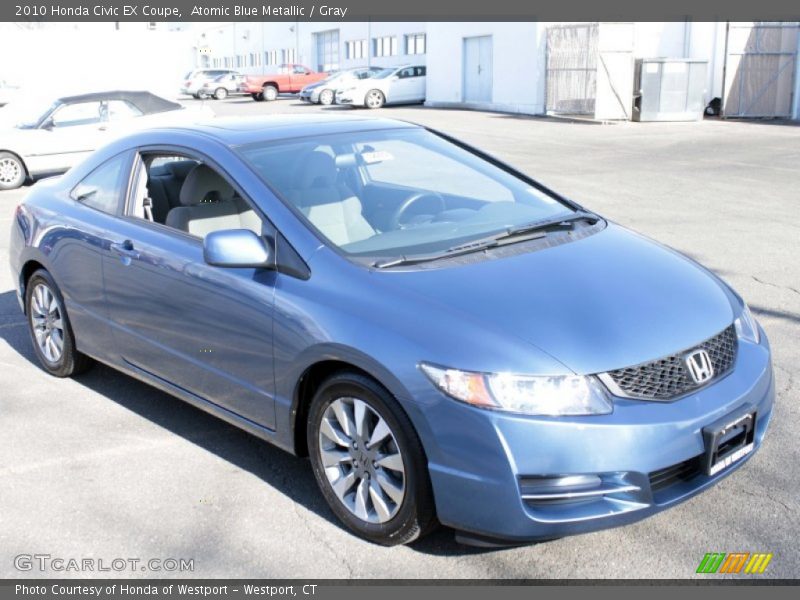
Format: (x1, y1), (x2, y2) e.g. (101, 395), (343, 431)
(9, 115), (773, 546)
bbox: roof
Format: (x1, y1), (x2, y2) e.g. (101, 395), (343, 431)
(56, 91), (182, 114)
(155, 115), (421, 146)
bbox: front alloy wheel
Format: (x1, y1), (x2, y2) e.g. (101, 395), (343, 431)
(365, 89), (385, 109)
(0, 152), (25, 190)
(318, 89), (334, 105)
(214, 87), (228, 100)
(308, 372), (436, 545)
(319, 397), (406, 523)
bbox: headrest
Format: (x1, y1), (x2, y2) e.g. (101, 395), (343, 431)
(179, 164), (235, 206)
(169, 160), (199, 181)
(293, 151), (337, 190)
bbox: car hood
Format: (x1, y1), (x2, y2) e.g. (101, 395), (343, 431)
(0, 126), (38, 151)
(376, 223), (735, 375)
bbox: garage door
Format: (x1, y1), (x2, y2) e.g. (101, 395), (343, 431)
(723, 22), (799, 118)
(546, 23), (598, 115)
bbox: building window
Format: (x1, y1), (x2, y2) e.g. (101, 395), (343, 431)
(346, 39), (368, 60)
(373, 36), (398, 58)
(265, 50), (279, 66)
(282, 48), (297, 64)
(405, 33), (426, 55)
(314, 29), (340, 72)
(249, 52), (261, 67)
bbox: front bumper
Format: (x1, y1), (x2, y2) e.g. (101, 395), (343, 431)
(407, 331), (774, 542)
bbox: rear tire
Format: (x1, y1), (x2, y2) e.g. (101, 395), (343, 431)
(365, 89), (385, 109)
(0, 151), (26, 190)
(263, 85), (279, 101)
(214, 87), (228, 100)
(307, 371), (437, 546)
(25, 269), (92, 378)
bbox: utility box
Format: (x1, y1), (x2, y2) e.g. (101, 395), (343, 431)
(633, 58), (708, 121)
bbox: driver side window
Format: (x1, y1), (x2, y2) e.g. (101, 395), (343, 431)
(51, 101), (103, 128)
(128, 153), (266, 240)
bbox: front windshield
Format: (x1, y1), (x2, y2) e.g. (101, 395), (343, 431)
(0, 97), (58, 128)
(371, 68), (396, 80)
(239, 128), (574, 262)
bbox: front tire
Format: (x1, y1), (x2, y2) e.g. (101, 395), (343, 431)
(0, 151), (26, 190)
(263, 85), (279, 101)
(214, 87), (228, 100)
(25, 270), (92, 377)
(308, 372), (436, 546)
(365, 89), (385, 109)
(318, 89), (334, 105)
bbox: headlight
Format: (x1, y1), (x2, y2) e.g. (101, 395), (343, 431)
(735, 302), (760, 344)
(419, 363), (612, 416)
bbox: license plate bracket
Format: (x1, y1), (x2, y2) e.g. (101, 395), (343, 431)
(702, 408), (756, 476)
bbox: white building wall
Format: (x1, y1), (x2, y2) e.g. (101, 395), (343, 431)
(196, 22), (426, 75)
(424, 22), (546, 114)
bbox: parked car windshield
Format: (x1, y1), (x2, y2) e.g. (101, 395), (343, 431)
(371, 68), (397, 80)
(1, 97), (58, 128)
(240, 128), (575, 262)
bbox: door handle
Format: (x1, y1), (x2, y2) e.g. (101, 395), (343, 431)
(110, 240), (139, 262)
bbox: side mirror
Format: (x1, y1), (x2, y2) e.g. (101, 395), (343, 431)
(41, 118), (54, 130)
(390, 75), (400, 81)
(203, 229), (272, 268)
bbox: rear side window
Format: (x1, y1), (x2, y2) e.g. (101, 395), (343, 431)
(71, 153), (129, 215)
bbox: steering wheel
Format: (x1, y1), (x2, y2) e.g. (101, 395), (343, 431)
(389, 192), (446, 230)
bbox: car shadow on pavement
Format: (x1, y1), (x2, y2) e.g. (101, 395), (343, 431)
(0, 289), (504, 556)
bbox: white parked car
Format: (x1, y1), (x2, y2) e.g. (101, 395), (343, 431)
(181, 69), (239, 99)
(299, 67), (383, 105)
(335, 65), (426, 109)
(0, 90), (213, 190)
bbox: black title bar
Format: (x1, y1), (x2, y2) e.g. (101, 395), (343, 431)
(3, 0), (800, 22)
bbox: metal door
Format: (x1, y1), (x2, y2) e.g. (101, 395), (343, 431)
(546, 23), (598, 115)
(463, 36), (493, 102)
(723, 22), (798, 118)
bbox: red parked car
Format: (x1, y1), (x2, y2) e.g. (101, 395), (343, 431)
(239, 64), (328, 101)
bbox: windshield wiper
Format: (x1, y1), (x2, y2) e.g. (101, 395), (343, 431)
(373, 211), (600, 269)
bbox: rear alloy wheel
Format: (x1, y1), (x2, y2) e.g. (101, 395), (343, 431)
(365, 89), (385, 109)
(308, 372), (436, 545)
(214, 87), (228, 100)
(0, 151), (26, 190)
(318, 89), (334, 105)
(26, 270), (92, 377)
(263, 85), (279, 101)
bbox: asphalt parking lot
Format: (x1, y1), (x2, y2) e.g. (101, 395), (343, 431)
(1, 97), (798, 579)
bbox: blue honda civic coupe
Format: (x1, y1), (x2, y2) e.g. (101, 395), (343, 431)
(9, 115), (773, 546)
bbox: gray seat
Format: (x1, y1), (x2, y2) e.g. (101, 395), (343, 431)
(287, 152), (375, 246)
(166, 165), (262, 238)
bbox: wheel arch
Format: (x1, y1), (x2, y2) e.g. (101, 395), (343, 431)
(0, 148), (29, 176)
(290, 352), (414, 457)
(18, 258), (48, 314)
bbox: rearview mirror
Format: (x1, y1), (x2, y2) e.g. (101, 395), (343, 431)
(203, 229), (272, 268)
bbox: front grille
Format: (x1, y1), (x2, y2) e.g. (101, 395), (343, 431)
(601, 325), (737, 401)
(649, 455), (703, 493)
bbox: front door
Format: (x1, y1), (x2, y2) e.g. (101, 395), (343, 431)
(463, 36), (493, 103)
(101, 159), (278, 429)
